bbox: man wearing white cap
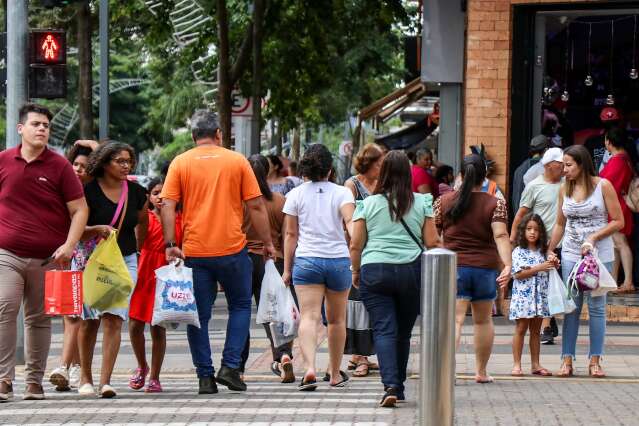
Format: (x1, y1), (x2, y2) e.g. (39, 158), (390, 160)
(510, 147), (564, 343)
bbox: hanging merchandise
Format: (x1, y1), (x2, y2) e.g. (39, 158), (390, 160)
(607, 21), (615, 104)
(561, 24), (571, 102)
(631, 15), (638, 80)
(585, 23), (594, 86)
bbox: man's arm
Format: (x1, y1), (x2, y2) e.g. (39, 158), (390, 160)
(161, 198), (182, 261)
(52, 197), (89, 267)
(510, 206), (531, 243)
(245, 196), (276, 258)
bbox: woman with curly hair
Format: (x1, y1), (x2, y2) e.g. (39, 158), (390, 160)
(282, 144), (355, 391)
(343, 143), (384, 377)
(77, 141), (149, 398)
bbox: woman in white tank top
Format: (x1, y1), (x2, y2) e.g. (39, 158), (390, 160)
(547, 145), (623, 379)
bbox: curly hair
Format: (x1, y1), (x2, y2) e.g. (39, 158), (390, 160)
(514, 212), (548, 252)
(299, 144), (333, 182)
(353, 143), (384, 175)
(86, 141), (137, 178)
(66, 144), (93, 165)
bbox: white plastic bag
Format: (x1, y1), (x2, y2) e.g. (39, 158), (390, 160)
(256, 260), (286, 324)
(591, 257), (617, 297)
(152, 261), (200, 329)
(269, 290), (300, 347)
(548, 269), (576, 316)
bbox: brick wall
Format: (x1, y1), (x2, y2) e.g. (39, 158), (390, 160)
(464, 0), (605, 193)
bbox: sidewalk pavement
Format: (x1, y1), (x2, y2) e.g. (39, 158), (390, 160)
(4, 296), (639, 425)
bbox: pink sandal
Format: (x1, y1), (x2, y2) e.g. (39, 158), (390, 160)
(129, 366), (149, 390)
(145, 379), (162, 393)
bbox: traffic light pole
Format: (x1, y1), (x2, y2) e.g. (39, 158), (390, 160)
(6, 0), (28, 149)
(99, 0), (109, 140)
(6, 0), (28, 366)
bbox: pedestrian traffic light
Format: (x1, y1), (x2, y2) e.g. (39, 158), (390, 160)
(29, 30), (67, 99)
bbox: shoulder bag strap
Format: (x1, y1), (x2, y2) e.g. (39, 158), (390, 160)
(383, 193), (425, 251)
(113, 181), (129, 233)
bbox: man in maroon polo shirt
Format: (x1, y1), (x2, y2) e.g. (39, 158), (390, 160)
(0, 103), (88, 402)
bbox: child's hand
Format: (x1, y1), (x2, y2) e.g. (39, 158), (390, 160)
(540, 260), (556, 271)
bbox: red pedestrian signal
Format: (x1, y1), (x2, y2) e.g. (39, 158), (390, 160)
(29, 30), (67, 99)
(30, 30), (66, 65)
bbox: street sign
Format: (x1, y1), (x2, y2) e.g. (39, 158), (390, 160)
(231, 89), (252, 116)
(29, 29), (67, 99)
(0, 33), (6, 98)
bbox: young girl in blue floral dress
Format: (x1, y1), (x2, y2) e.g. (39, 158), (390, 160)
(510, 213), (557, 377)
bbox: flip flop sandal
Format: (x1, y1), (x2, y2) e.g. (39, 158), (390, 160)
(475, 375), (494, 384)
(322, 372), (330, 382)
(347, 360), (358, 370)
(298, 377), (317, 391)
(330, 370), (350, 388)
(270, 361), (282, 377)
(367, 362), (380, 371)
(281, 361), (295, 384)
(531, 368), (552, 377)
(353, 362), (369, 377)
(510, 369), (524, 377)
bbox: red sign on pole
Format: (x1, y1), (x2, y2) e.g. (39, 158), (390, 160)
(30, 30), (66, 65)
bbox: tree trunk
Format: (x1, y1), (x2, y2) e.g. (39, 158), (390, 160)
(249, 0), (265, 155)
(292, 127), (300, 161)
(276, 124), (283, 155)
(77, 1), (93, 139)
(216, 0), (233, 148)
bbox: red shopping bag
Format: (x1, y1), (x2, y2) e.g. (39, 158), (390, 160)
(44, 271), (83, 316)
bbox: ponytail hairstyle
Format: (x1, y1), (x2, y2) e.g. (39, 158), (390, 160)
(248, 154), (274, 202)
(447, 154), (487, 222)
(373, 150), (414, 221)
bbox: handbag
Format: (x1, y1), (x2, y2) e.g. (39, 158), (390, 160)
(567, 253), (600, 293)
(624, 177), (639, 213)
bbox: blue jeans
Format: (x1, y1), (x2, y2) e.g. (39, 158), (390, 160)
(185, 247), (253, 377)
(359, 259), (421, 392)
(561, 260), (612, 360)
(293, 256), (352, 292)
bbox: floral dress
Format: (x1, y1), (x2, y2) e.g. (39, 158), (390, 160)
(509, 246), (550, 320)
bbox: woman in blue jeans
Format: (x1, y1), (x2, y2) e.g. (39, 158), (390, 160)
(547, 145), (623, 378)
(350, 151), (440, 407)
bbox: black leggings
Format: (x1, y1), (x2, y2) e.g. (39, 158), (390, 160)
(239, 253), (298, 372)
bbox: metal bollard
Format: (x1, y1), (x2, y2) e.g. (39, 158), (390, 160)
(420, 248), (456, 426)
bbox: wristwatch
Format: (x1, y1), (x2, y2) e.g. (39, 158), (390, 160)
(165, 241), (177, 249)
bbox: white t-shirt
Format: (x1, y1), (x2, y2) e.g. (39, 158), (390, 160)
(282, 181), (355, 258)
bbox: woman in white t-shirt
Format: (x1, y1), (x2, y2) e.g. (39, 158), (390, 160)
(282, 144), (355, 391)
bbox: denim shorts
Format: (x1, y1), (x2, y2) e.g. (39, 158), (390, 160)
(293, 256), (352, 292)
(456, 266), (498, 302)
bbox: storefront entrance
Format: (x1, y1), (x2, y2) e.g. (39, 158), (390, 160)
(510, 3), (639, 198)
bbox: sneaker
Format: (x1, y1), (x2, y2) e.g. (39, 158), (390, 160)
(397, 390), (406, 403)
(129, 366), (149, 391)
(198, 376), (218, 394)
(0, 381), (13, 403)
(379, 387), (398, 408)
(145, 379), (162, 393)
(99, 384), (116, 398)
(68, 364), (81, 388)
(550, 317), (559, 337)
(49, 366), (70, 391)
(216, 365), (247, 391)
(78, 383), (96, 396)
(541, 327), (554, 345)
(23, 383), (45, 400)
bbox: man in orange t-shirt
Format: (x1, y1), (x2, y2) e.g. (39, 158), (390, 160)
(160, 110), (275, 394)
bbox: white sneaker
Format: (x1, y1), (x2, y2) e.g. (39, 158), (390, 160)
(49, 366), (69, 391)
(68, 364), (81, 388)
(78, 383), (96, 396)
(99, 384), (116, 398)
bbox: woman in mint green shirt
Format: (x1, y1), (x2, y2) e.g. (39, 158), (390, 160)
(350, 151), (439, 408)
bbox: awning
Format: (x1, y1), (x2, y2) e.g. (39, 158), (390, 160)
(375, 119), (437, 151)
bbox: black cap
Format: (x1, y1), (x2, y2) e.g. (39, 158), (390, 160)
(530, 134), (548, 151)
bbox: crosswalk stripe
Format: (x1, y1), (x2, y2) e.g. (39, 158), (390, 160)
(0, 407), (392, 415)
(3, 397), (378, 404)
(4, 423), (390, 426)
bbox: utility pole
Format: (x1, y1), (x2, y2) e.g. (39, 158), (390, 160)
(99, 0), (109, 140)
(6, 0), (28, 366)
(6, 0), (28, 149)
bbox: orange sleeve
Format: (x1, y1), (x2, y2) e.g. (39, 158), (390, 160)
(160, 158), (182, 202)
(240, 158), (262, 201)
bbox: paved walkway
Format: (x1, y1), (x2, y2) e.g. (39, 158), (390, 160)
(4, 296), (639, 425)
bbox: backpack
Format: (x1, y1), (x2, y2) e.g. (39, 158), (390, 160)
(568, 253), (600, 293)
